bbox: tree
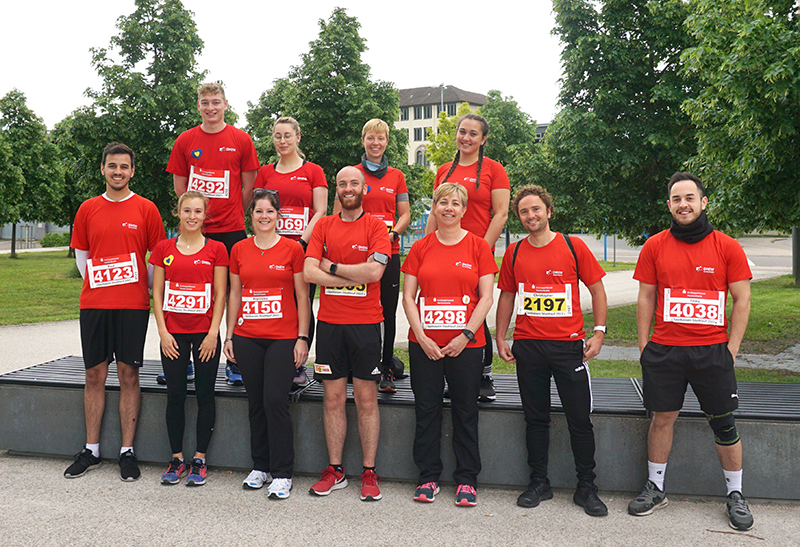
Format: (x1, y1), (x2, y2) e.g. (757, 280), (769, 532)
(682, 0), (800, 235)
(424, 102), (475, 169)
(548, 0), (698, 243)
(0, 89), (64, 258)
(0, 134), (24, 237)
(80, 0), (207, 224)
(246, 8), (407, 210)
(480, 90), (538, 168)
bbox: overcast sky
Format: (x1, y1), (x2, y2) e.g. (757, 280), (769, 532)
(3, 0), (563, 130)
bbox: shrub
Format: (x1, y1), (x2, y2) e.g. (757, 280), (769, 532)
(40, 232), (70, 247)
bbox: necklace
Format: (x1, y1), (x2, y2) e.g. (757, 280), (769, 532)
(254, 234), (280, 256)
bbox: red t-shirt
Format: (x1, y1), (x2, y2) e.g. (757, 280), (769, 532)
(401, 231), (498, 346)
(71, 193), (166, 310)
(433, 157), (510, 240)
(253, 161), (328, 240)
(148, 238), (229, 333)
(358, 165), (408, 254)
(306, 213), (391, 324)
(498, 234), (605, 341)
(633, 230), (752, 346)
(229, 236), (306, 339)
(167, 124), (260, 234)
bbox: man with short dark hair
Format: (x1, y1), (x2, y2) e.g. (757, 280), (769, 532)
(304, 166), (391, 502)
(496, 184), (609, 517)
(628, 172), (753, 531)
(66, 142), (166, 481)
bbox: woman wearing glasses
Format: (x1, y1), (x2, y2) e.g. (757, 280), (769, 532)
(224, 188), (310, 499)
(254, 117), (327, 387)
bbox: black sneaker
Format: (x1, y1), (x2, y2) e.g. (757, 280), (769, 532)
(517, 479), (553, 508)
(378, 369), (396, 393)
(628, 480), (668, 516)
(479, 375), (496, 401)
(574, 481), (608, 517)
(64, 448), (102, 478)
(726, 491), (754, 531)
(118, 450), (141, 482)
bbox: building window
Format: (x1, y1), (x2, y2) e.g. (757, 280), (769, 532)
(400, 107), (409, 121)
(414, 106), (423, 120)
(447, 103), (457, 116)
(424, 105), (432, 118)
(416, 149), (430, 167)
(414, 127), (424, 141)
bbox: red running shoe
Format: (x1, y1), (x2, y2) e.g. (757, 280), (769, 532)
(359, 468), (382, 501)
(414, 482), (440, 503)
(455, 484), (478, 507)
(309, 466), (348, 496)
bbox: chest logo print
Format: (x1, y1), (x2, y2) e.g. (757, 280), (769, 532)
(191, 149), (202, 159)
(164, 255), (174, 266)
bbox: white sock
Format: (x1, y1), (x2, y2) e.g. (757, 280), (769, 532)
(85, 443), (100, 458)
(120, 446), (134, 456)
(724, 469), (743, 495)
(648, 461), (667, 491)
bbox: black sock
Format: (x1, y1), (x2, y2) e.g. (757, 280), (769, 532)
(331, 464), (344, 473)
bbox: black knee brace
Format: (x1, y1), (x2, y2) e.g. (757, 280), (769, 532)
(706, 412), (740, 446)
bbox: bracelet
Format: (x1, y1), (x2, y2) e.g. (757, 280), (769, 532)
(297, 335), (310, 342)
(225, 338), (233, 342)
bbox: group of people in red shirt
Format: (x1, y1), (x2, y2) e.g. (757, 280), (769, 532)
(62, 82), (754, 531)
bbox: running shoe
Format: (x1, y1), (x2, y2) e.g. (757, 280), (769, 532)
(573, 481), (608, 517)
(185, 458), (207, 486)
(268, 478), (293, 499)
(242, 470), (272, 489)
(160, 458), (187, 485)
(726, 491), (754, 531)
(226, 362), (243, 386)
(359, 469), (382, 501)
(293, 364), (308, 387)
(64, 448), (102, 478)
(378, 369), (396, 393)
(455, 484), (478, 507)
(479, 375), (496, 401)
(118, 450), (141, 482)
(628, 480), (668, 516)
(517, 479), (553, 508)
(413, 482), (440, 503)
(309, 465), (348, 496)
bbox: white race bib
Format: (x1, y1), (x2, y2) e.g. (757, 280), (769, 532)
(241, 288), (282, 319)
(663, 288), (725, 326)
(276, 206), (309, 236)
(370, 213), (394, 233)
(420, 296), (469, 330)
(164, 281), (211, 314)
(87, 253), (139, 289)
(517, 283), (572, 317)
(325, 284), (367, 297)
(188, 165), (230, 199)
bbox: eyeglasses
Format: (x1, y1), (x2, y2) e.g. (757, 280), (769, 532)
(273, 133), (297, 142)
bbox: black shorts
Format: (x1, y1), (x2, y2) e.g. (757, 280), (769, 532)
(206, 230), (247, 257)
(313, 321), (382, 381)
(79, 309), (149, 369)
(640, 341), (738, 414)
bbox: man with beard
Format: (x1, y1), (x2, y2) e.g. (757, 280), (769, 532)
(304, 166), (391, 501)
(628, 172), (753, 531)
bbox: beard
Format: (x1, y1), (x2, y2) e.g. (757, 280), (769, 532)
(339, 192), (364, 211)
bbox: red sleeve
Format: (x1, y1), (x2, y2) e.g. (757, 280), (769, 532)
(71, 202), (89, 251)
(433, 163), (450, 187)
(240, 132), (260, 172)
(213, 240), (230, 268)
(309, 163), (328, 189)
(725, 237), (752, 283)
(633, 237), (658, 285)
(497, 242), (517, 293)
(400, 240), (422, 277)
(148, 240), (166, 267)
(396, 170), (408, 195)
(369, 217), (392, 256)
(489, 159), (510, 190)
(166, 134), (189, 177)
(253, 165), (268, 189)
(476, 236), (499, 276)
(572, 237), (605, 286)
(306, 216), (327, 261)
(146, 201), (167, 251)
(291, 240), (305, 272)
(229, 241), (243, 275)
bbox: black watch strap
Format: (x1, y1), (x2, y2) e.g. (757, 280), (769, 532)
(462, 329), (476, 343)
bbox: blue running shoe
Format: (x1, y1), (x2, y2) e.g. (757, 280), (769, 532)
(186, 458), (207, 487)
(226, 362), (243, 386)
(186, 362), (195, 382)
(161, 458), (187, 485)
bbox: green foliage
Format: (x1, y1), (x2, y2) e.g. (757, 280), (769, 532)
(245, 8), (404, 211)
(39, 232), (71, 247)
(682, 0), (800, 234)
(0, 132), (24, 227)
(424, 102), (474, 169)
(548, 0), (698, 244)
(398, 163), (434, 221)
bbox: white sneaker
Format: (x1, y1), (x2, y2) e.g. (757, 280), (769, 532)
(268, 478), (293, 499)
(242, 470), (272, 489)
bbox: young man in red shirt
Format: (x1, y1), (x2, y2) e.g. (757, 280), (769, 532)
(496, 185), (608, 517)
(304, 166), (391, 502)
(629, 172), (753, 531)
(167, 82), (260, 385)
(66, 142), (166, 481)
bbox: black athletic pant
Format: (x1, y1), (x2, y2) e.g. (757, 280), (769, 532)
(233, 335), (295, 478)
(512, 339), (597, 485)
(161, 333), (220, 455)
(380, 254), (401, 369)
(409, 342), (483, 487)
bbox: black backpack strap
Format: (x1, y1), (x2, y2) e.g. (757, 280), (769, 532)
(511, 240), (522, 270)
(562, 233), (579, 280)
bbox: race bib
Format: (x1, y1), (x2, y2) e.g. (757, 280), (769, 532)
(241, 288), (282, 319)
(518, 283), (572, 317)
(276, 206), (309, 236)
(370, 213), (394, 233)
(420, 296), (469, 330)
(188, 166), (230, 199)
(87, 253), (138, 289)
(164, 281), (211, 314)
(325, 284), (367, 297)
(663, 288), (725, 326)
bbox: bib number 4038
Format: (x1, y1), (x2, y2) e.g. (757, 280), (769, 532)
(663, 288), (725, 326)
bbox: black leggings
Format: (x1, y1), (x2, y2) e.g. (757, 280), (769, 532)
(380, 254), (401, 368)
(162, 332), (221, 455)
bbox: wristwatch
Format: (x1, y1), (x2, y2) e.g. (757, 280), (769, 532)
(329, 263), (338, 276)
(462, 329), (476, 343)
(593, 326), (607, 334)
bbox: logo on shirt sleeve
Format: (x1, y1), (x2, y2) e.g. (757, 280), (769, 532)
(191, 149), (202, 159)
(164, 255), (174, 266)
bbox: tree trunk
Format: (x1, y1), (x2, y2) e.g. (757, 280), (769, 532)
(10, 223), (17, 259)
(793, 227), (799, 286)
